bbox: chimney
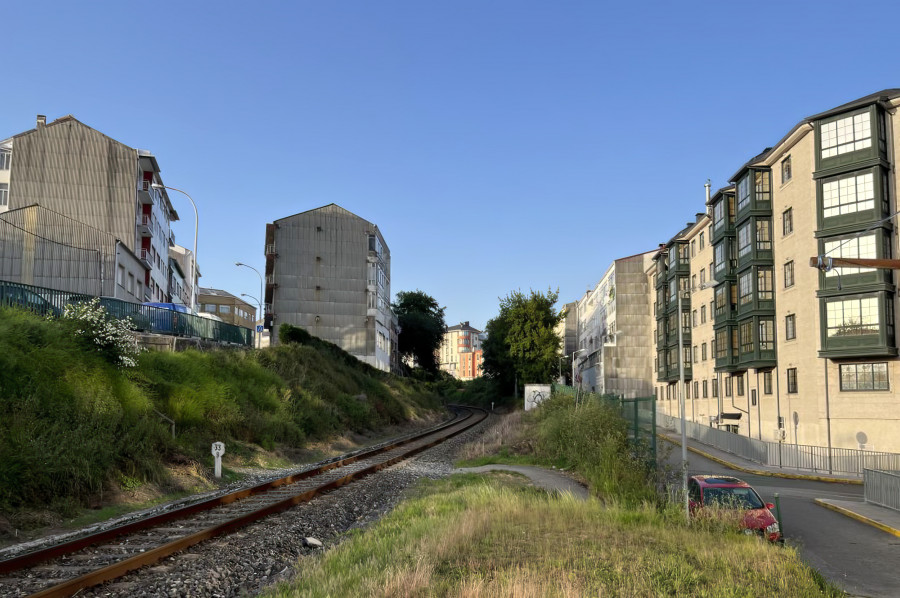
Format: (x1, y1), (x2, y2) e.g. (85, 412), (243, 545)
(36, 115), (46, 128)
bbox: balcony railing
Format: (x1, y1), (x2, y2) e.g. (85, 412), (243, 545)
(265, 244), (276, 256)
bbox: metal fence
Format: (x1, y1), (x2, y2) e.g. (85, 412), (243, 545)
(864, 469), (900, 511)
(657, 411), (900, 477)
(0, 279), (252, 346)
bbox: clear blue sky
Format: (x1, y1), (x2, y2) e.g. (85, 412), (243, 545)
(4, 1), (895, 330)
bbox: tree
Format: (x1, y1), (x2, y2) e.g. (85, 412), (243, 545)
(482, 288), (564, 395)
(393, 290), (446, 373)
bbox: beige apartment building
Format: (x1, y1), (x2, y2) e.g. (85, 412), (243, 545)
(655, 89), (900, 453)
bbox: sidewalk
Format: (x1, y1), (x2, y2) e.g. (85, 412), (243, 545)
(659, 430), (900, 538)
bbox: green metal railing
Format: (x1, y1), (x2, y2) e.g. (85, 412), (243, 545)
(0, 280), (252, 346)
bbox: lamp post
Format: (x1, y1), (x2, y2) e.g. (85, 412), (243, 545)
(241, 293), (262, 348)
(153, 184), (198, 312)
(236, 262), (264, 349)
(677, 280), (689, 520)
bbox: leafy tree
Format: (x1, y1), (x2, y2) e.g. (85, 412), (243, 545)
(393, 290), (446, 373)
(482, 288), (564, 396)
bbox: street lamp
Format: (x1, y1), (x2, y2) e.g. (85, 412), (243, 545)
(241, 293), (262, 348)
(236, 262), (264, 349)
(153, 184), (198, 312)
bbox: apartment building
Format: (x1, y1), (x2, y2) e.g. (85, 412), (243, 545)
(265, 204), (394, 372)
(655, 89), (900, 452)
(197, 287), (256, 328)
(575, 251), (655, 398)
(169, 245), (198, 307)
(0, 115), (180, 303)
(555, 301), (578, 361)
(439, 321), (483, 379)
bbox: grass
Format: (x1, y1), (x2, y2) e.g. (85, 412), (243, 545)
(264, 474), (842, 597)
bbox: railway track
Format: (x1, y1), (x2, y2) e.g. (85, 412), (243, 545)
(0, 405), (488, 598)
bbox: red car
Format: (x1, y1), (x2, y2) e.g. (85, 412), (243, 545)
(688, 475), (782, 542)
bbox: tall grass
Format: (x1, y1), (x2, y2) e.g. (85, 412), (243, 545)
(265, 475), (841, 597)
(0, 309), (442, 517)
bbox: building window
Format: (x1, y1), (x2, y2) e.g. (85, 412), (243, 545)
(715, 329), (727, 359)
(0, 183), (7, 207)
(219, 305), (231, 314)
(715, 286), (727, 317)
(0, 149), (9, 170)
(701, 342), (707, 361)
(701, 304), (707, 324)
(763, 371), (773, 395)
(714, 243), (726, 275)
(821, 112), (871, 159)
(759, 319), (774, 351)
(738, 223), (751, 257)
(755, 171), (771, 203)
(783, 208), (793, 235)
(693, 381), (699, 398)
(826, 296), (879, 337)
(117, 265), (125, 286)
(739, 271), (752, 305)
(785, 314), (796, 340)
(699, 232), (705, 250)
(822, 172), (875, 218)
(786, 368), (798, 393)
(713, 201), (725, 233)
(736, 374), (745, 396)
(758, 267), (774, 301)
(840, 363), (889, 391)
(823, 234), (877, 277)
(693, 345), (698, 363)
(703, 380), (708, 398)
(781, 156), (792, 184)
(127, 273), (135, 294)
(725, 376), (733, 397)
(756, 219), (771, 251)
(691, 240), (696, 257)
(740, 320), (754, 354)
(737, 175), (750, 211)
(784, 261), (795, 288)
(700, 268), (706, 286)
(712, 379), (719, 398)
(692, 310), (698, 327)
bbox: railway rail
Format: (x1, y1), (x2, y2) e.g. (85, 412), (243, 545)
(0, 405), (488, 598)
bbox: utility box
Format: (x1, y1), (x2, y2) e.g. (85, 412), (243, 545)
(524, 384), (551, 411)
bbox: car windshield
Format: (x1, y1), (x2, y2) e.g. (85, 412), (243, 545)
(703, 487), (765, 509)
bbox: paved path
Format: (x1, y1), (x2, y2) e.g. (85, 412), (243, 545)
(454, 465), (590, 500)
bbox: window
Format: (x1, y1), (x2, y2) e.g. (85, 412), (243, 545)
(715, 286), (727, 316)
(786, 368), (798, 393)
(725, 376), (733, 397)
(703, 380), (708, 398)
(781, 156), (792, 184)
(715, 329), (727, 359)
(699, 232), (705, 250)
(701, 342), (707, 361)
(714, 243), (726, 275)
(821, 112), (871, 158)
(701, 305), (707, 324)
(740, 321), (753, 354)
(783, 208), (793, 235)
(736, 374), (745, 396)
(0, 149), (9, 170)
(691, 240), (696, 257)
(822, 172), (875, 218)
(840, 363), (889, 391)
(692, 275), (697, 292)
(127, 273), (135, 294)
(203, 304), (216, 313)
(756, 267), (773, 301)
(739, 272), (752, 305)
(756, 219), (771, 251)
(686, 381), (691, 400)
(117, 265), (125, 286)
(763, 371), (773, 395)
(700, 268), (706, 286)
(823, 234), (877, 277)
(0, 183), (7, 207)
(759, 319), (774, 351)
(693, 381), (699, 398)
(692, 310), (698, 327)
(755, 171), (771, 203)
(738, 223), (751, 257)
(219, 305), (231, 314)
(712, 379), (719, 398)
(693, 345), (698, 363)
(784, 261), (795, 288)
(737, 175), (750, 211)
(713, 201), (725, 232)
(785, 314), (796, 340)
(826, 296), (879, 337)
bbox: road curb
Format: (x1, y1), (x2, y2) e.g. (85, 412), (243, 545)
(814, 499), (900, 538)
(659, 434), (863, 485)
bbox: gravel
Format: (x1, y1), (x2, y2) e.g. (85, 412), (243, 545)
(61, 412), (495, 598)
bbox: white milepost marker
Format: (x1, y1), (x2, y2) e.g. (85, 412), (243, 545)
(211, 442), (225, 478)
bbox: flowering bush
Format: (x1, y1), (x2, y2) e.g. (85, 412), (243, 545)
(63, 298), (142, 368)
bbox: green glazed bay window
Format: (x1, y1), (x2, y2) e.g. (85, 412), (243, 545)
(823, 172), (874, 218)
(826, 296), (880, 337)
(821, 112), (871, 159)
(819, 292), (897, 357)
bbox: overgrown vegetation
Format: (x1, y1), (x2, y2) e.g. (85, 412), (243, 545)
(0, 310), (442, 521)
(265, 474), (841, 598)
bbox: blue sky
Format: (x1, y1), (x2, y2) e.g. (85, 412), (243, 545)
(3, 1), (895, 330)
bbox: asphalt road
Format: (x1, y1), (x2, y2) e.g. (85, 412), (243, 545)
(660, 439), (900, 598)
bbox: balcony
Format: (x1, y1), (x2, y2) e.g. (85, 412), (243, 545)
(137, 214), (154, 237)
(139, 248), (152, 267)
(137, 180), (160, 206)
(265, 244), (277, 256)
(265, 274), (277, 286)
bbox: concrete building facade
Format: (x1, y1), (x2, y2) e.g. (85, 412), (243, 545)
(654, 89), (900, 452)
(197, 287), (256, 329)
(0, 115), (180, 304)
(439, 321), (483, 380)
(265, 204), (394, 372)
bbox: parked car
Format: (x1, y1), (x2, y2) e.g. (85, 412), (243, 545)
(688, 475), (782, 542)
